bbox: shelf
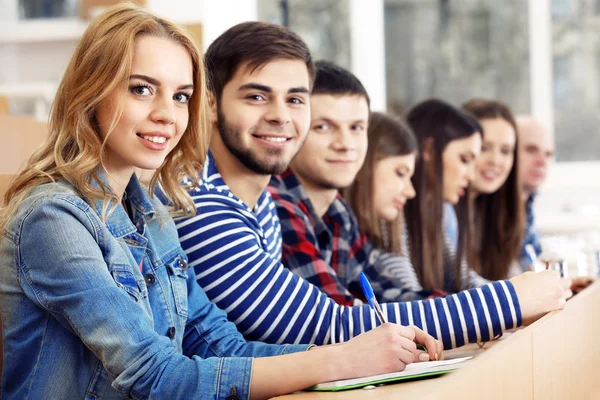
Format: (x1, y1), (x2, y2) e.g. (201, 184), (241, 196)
(0, 18), (88, 44)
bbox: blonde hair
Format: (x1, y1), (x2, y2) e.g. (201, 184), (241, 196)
(0, 3), (209, 232)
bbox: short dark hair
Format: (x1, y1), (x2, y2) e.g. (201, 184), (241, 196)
(204, 21), (315, 102)
(312, 60), (370, 108)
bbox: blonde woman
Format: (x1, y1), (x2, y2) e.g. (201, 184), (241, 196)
(0, 4), (442, 399)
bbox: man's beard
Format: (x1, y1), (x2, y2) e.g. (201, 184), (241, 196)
(217, 108), (300, 176)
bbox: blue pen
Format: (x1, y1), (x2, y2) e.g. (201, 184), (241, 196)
(360, 273), (429, 353)
(360, 272), (387, 325)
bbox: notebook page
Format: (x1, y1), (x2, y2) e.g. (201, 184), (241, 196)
(312, 356), (472, 390)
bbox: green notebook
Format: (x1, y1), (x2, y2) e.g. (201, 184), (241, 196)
(307, 356), (471, 392)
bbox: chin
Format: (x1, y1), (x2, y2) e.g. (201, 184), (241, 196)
(331, 179), (354, 190)
(136, 160), (166, 170)
(478, 185), (497, 195)
(446, 196), (459, 205)
(385, 210), (399, 222)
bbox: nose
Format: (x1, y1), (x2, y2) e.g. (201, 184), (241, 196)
(264, 99), (291, 126)
(405, 179), (416, 199)
(150, 94), (176, 125)
(490, 149), (503, 166)
(331, 127), (356, 152)
(535, 153), (548, 168)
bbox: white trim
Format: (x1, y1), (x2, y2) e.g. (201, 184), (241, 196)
(349, 0), (386, 111)
(527, 0), (554, 136)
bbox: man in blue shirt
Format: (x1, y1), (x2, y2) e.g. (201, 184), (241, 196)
(516, 116), (554, 269)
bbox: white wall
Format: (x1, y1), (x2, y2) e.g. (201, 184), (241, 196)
(349, 0), (386, 111)
(201, 0), (257, 50)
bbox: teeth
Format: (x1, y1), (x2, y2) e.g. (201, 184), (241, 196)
(141, 135), (166, 144)
(261, 136), (287, 143)
(482, 170), (498, 179)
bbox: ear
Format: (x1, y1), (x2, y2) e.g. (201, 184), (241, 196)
(207, 91), (218, 128)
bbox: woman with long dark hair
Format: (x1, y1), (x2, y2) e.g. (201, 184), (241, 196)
(404, 98), (485, 293)
(462, 98), (524, 280)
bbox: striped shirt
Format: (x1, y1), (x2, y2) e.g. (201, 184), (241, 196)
(176, 153), (522, 349)
(362, 222), (490, 298)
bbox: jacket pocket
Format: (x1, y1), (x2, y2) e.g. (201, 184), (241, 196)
(166, 256), (189, 317)
(109, 264), (142, 302)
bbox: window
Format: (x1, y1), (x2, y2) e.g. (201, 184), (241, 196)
(384, 0), (530, 116)
(18, 0), (78, 19)
(552, 0), (600, 161)
(258, 0), (351, 69)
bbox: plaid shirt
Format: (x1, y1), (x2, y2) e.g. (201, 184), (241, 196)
(520, 193), (542, 270)
(268, 169), (424, 306)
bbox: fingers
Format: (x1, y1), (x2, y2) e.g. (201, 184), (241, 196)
(390, 323), (416, 341)
(556, 278), (572, 300)
(435, 338), (444, 360)
(563, 288), (573, 300)
(407, 325), (443, 361)
(392, 335), (416, 366)
(414, 350), (430, 362)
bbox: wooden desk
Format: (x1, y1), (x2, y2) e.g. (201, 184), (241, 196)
(275, 282), (600, 399)
(530, 281), (600, 400)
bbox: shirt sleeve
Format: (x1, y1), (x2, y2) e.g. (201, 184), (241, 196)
(178, 189), (523, 350)
(17, 197), (308, 400)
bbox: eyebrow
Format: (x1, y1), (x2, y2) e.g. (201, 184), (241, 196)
(238, 83), (310, 94)
(130, 74), (193, 90)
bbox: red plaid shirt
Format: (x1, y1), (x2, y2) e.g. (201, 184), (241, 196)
(268, 169), (426, 306)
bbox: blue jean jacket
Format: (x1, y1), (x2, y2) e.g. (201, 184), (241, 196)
(0, 175), (310, 399)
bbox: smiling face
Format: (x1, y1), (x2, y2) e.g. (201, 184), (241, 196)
(290, 94), (370, 190)
(215, 58), (311, 176)
(441, 133), (482, 204)
(95, 35), (193, 179)
(373, 153), (417, 222)
(472, 118), (516, 194)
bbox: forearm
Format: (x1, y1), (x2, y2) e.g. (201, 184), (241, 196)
(250, 345), (344, 399)
(381, 280), (521, 349)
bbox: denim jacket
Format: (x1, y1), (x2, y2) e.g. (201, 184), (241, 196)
(0, 175), (310, 400)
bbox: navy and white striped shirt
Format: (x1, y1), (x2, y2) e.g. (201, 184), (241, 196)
(176, 153), (522, 349)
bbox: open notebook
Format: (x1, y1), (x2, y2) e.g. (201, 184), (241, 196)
(308, 356), (471, 392)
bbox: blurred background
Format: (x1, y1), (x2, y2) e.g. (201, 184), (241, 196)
(2, 0), (600, 269)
